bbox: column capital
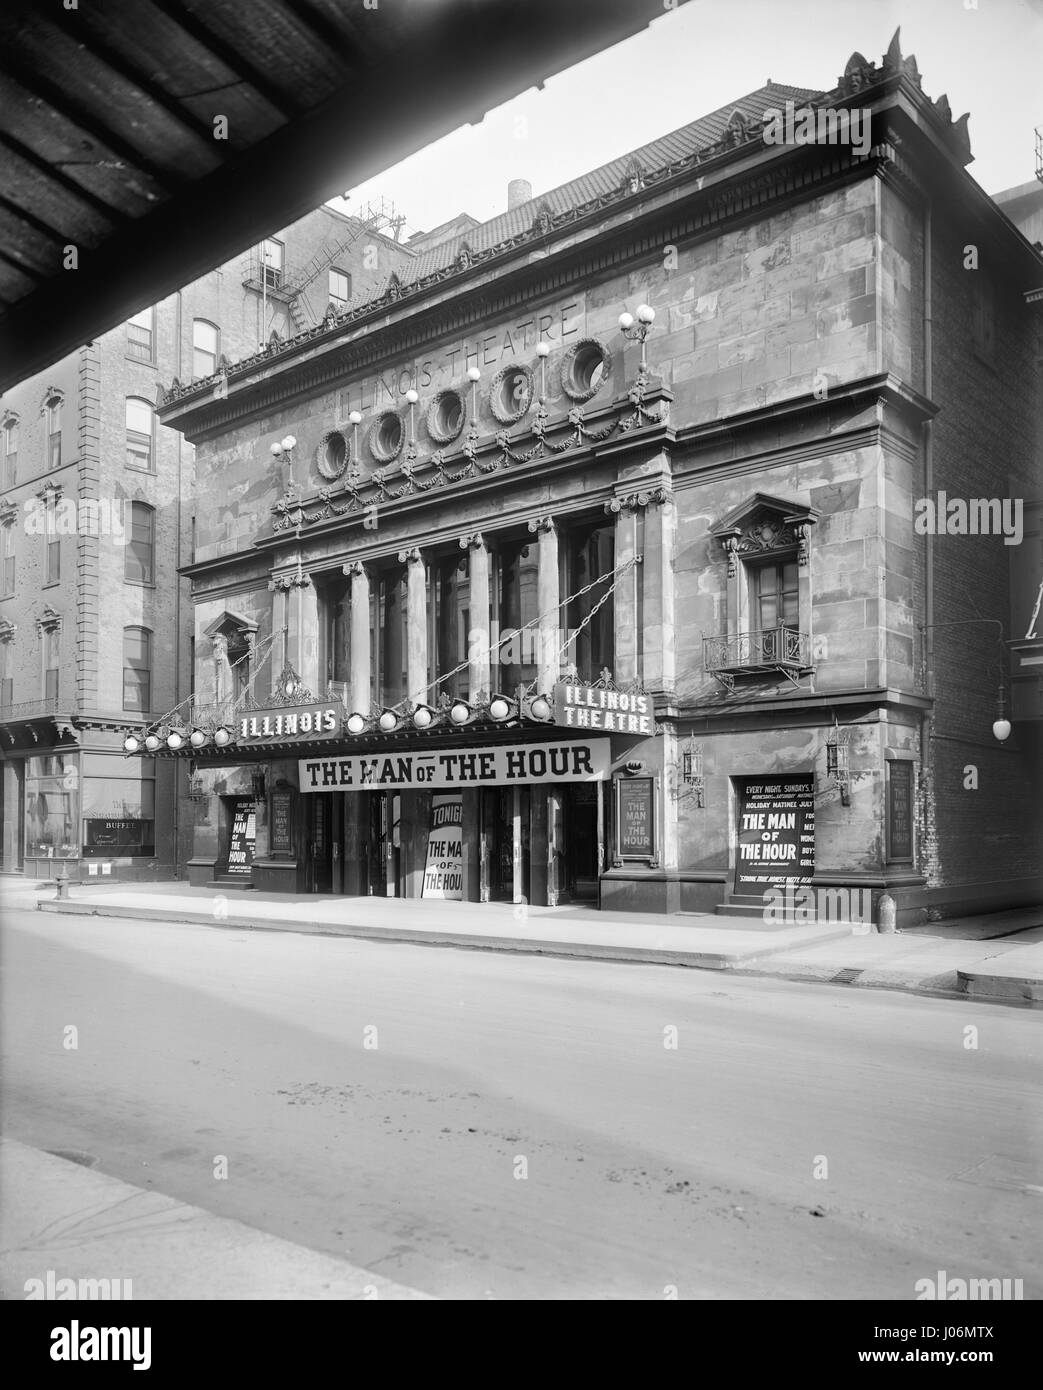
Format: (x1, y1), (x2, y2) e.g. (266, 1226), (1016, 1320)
(268, 569), (312, 591)
(397, 545), (424, 565)
(344, 559), (369, 579)
(459, 531), (485, 551)
(605, 485), (669, 516)
(527, 515), (556, 536)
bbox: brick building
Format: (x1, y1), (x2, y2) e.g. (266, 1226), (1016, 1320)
(156, 34), (1042, 922)
(0, 205), (412, 880)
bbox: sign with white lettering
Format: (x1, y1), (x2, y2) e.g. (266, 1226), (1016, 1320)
(615, 777), (655, 859)
(299, 739), (610, 791)
(552, 683), (653, 736)
(226, 798), (256, 877)
(734, 776), (814, 893)
(422, 794), (463, 900)
(237, 704), (340, 744)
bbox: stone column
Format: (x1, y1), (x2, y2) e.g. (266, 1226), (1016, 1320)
(460, 532), (490, 699)
(605, 499), (639, 686)
(399, 546), (428, 706)
(292, 572), (320, 696)
(641, 490), (675, 696)
(528, 515), (560, 694)
(345, 560), (370, 714)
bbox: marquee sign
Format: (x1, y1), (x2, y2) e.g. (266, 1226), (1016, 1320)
(237, 703), (340, 744)
(299, 738), (610, 791)
(552, 682), (653, 735)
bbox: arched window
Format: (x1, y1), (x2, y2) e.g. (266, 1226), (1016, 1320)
(125, 502), (155, 584)
(192, 319), (219, 378)
(2, 414), (18, 487)
(126, 397), (154, 470)
(45, 395), (62, 469)
(123, 627), (152, 711)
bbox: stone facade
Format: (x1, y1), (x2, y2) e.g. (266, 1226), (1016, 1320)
(158, 39), (1042, 922)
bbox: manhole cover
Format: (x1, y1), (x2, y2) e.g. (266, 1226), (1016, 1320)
(46, 1148), (97, 1168)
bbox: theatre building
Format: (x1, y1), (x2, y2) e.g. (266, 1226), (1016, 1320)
(155, 34), (1042, 920)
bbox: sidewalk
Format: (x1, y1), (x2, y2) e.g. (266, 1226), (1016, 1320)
(7, 876), (1042, 1007)
(0, 1139), (431, 1300)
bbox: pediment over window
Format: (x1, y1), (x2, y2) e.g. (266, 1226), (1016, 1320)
(203, 610), (258, 644)
(710, 493), (819, 574)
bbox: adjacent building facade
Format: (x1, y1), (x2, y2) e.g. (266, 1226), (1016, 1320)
(0, 204), (411, 880)
(156, 34), (1042, 922)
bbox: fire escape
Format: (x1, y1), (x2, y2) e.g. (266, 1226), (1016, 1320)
(243, 197), (406, 336)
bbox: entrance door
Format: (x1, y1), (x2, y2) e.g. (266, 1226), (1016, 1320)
(310, 794), (333, 893)
(362, 793), (401, 896)
(482, 785), (530, 904)
(565, 782), (600, 901)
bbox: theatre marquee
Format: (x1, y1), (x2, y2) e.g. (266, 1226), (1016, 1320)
(299, 739), (611, 791)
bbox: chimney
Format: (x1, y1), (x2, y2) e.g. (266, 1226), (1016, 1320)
(508, 179), (532, 212)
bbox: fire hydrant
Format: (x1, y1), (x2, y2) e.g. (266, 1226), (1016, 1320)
(55, 868), (69, 901)
(877, 892), (896, 934)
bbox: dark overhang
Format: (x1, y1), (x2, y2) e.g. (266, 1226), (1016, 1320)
(0, 0), (685, 391)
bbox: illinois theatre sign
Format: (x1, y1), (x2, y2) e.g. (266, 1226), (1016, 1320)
(552, 683), (653, 735)
(299, 738), (610, 790)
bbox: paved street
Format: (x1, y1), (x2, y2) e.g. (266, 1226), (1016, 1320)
(2, 904), (1041, 1300)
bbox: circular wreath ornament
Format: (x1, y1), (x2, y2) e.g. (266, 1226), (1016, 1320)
(560, 338), (611, 403)
(317, 429), (348, 480)
(368, 411), (404, 463)
(426, 388), (466, 445)
(490, 363), (535, 425)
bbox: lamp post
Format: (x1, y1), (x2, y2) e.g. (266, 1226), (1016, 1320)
(618, 303), (655, 369)
(467, 365), (481, 417)
(535, 340), (550, 397)
(270, 434), (298, 488)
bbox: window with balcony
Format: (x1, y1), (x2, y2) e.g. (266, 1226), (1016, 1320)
(192, 320), (219, 379)
(706, 495), (818, 688)
(127, 307), (154, 362)
(126, 397), (155, 470)
(125, 502), (155, 584)
(2, 416), (17, 487)
(329, 267), (351, 306)
(123, 626), (152, 711)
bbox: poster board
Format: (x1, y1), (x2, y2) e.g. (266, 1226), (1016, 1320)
(734, 776), (814, 893)
(615, 776), (655, 861)
(422, 794), (463, 899)
(886, 761), (914, 863)
(226, 798), (256, 877)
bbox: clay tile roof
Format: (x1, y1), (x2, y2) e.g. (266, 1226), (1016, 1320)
(372, 81), (820, 295)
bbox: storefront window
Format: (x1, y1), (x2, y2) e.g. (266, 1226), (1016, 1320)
(81, 755), (155, 858)
(25, 753), (80, 859)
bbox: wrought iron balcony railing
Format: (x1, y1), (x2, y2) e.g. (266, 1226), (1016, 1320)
(0, 696), (79, 721)
(703, 627), (811, 689)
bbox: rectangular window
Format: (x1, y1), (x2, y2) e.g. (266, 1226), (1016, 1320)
(25, 752), (80, 859)
(753, 560), (799, 632)
(329, 268), (351, 305)
(0, 676), (11, 708)
(261, 238), (284, 289)
(125, 397), (154, 470)
(82, 759), (155, 857)
(495, 539), (539, 692)
(370, 566), (407, 707)
(127, 307), (154, 361)
(46, 539), (60, 585)
(192, 321), (219, 379)
(43, 626), (59, 703)
(125, 503), (155, 584)
(123, 628), (151, 711)
(567, 521), (616, 684)
(430, 554), (469, 701)
(1, 524), (14, 596)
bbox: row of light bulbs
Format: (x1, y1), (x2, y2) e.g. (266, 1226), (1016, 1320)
(123, 693), (554, 754)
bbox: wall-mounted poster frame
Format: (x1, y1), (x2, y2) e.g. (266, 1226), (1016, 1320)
(612, 772), (658, 866)
(885, 758), (915, 865)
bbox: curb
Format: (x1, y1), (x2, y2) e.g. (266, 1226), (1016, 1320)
(0, 1140), (433, 1301)
(35, 897), (853, 972)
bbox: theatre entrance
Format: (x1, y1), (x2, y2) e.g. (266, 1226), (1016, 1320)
(564, 782), (602, 902)
(482, 785), (531, 904)
(307, 792), (402, 895)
